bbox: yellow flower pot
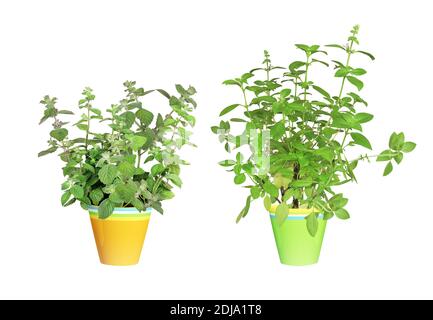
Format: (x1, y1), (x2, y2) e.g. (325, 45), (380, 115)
(88, 206), (151, 266)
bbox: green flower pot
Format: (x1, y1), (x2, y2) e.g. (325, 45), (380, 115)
(269, 206), (327, 266)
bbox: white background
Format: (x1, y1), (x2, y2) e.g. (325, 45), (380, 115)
(0, 0), (431, 300)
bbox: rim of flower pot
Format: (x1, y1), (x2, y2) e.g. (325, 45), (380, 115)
(269, 204), (322, 217)
(87, 205), (152, 220)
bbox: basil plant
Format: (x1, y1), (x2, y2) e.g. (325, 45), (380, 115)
(39, 81), (197, 218)
(212, 25), (415, 235)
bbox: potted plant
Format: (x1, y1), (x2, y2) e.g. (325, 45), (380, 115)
(212, 25), (416, 266)
(38, 81), (197, 266)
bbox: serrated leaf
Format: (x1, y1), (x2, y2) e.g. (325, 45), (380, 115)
(98, 199), (115, 219)
(89, 189), (104, 206)
(118, 161), (135, 178)
(98, 164), (117, 185)
(128, 135), (147, 151)
(70, 185), (84, 199)
(50, 128), (68, 141)
(136, 109), (154, 127)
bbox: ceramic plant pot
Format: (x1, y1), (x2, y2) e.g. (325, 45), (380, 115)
(88, 206), (152, 266)
(269, 205), (326, 266)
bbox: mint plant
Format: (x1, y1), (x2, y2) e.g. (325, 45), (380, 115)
(39, 81), (197, 218)
(212, 25), (415, 235)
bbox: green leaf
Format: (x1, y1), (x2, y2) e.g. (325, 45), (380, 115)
(122, 111), (136, 128)
(335, 67), (350, 77)
(351, 132), (372, 150)
(376, 150), (395, 162)
(383, 162), (393, 176)
(312, 85), (330, 98)
(264, 196), (272, 211)
(118, 161), (135, 178)
(315, 148), (334, 162)
(89, 189), (104, 206)
(234, 174), (246, 185)
(220, 104), (240, 116)
(38, 146), (57, 157)
(347, 76), (364, 91)
(136, 109), (154, 127)
(291, 178), (313, 188)
(128, 135), (147, 151)
(98, 164), (117, 185)
(236, 196), (251, 223)
(280, 88), (291, 98)
(76, 124), (89, 131)
(276, 203), (289, 225)
(131, 198), (145, 211)
(109, 192), (123, 204)
(98, 199), (115, 219)
(115, 182), (137, 203)
(306, 213), (318, 237)
(218, 160), (236, 167)
(58, 110), (74, 115)
(250, 186), (261, 199)
(151, 163), (165, 176)
(82, 163), (95, 173)
(270, 121), (285, 140)
(356, 50), (376, 60)
(289, 61), (305, 72)
(394, 152), (403, 164)
(167, 174), (182, 188)
(61, 191), (71, 206)
(354, 112), (374, 124)
(159, 190), (175, 200)
(263, 180), (279, 198)
(389, 132), (405, 150)
(335, 208), (350, 220)
(351, 68), (367, 76)
(402, 141), (416, 153)
(50, 128), (68, 141)
(329, 194), (348, 210)
(222, 79), (241, 86)
(70, 185), (84, 199)
(325, 44), (345, 50)
(152, 201), (164, 214)
(156, 89), (170, 99)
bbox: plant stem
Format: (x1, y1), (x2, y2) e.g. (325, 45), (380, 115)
(337, 40), (354, 103)
(85, 103), (91, 151)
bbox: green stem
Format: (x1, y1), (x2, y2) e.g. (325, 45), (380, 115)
(85, 103), (91, 151)
(303, 56), (310, 101)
